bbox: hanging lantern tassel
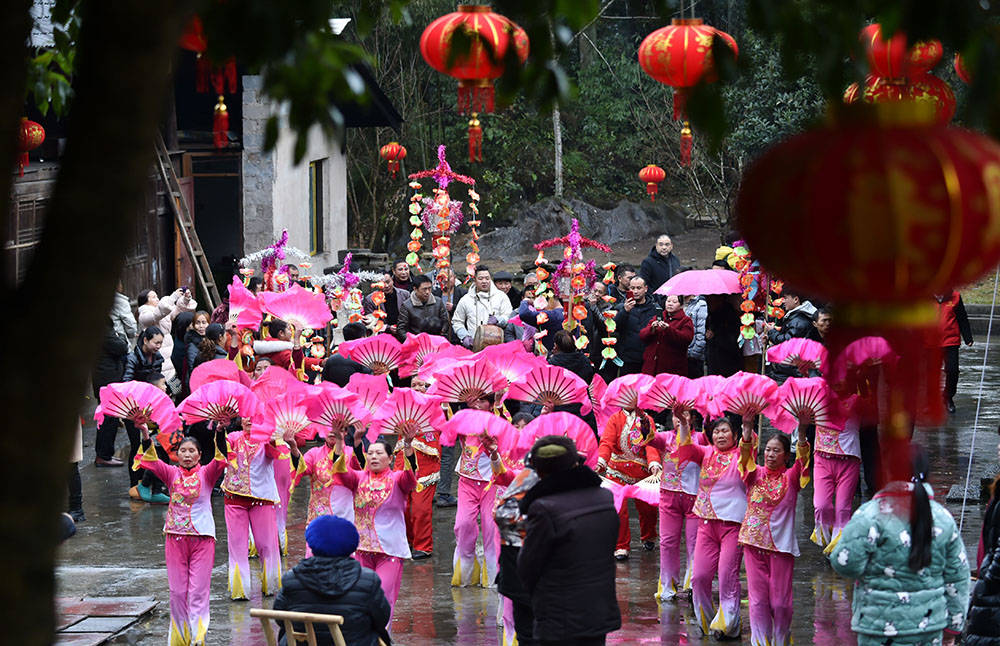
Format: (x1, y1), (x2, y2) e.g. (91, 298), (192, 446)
(468, 114), (483, 163)
(213, 96), (229, 149)
(680, 122), (693, 167)
(672, 89), (689, 121)
(195, 54), (211, 93)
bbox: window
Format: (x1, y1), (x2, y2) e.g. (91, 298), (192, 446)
(309, 159), (324, 255)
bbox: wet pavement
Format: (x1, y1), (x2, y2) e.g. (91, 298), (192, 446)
(58, 341), (1000, 645)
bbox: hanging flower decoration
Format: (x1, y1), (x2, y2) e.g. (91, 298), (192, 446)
(407, 145), (479, 283)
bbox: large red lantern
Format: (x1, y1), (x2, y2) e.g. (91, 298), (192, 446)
(638, 18), (737, 167)
(860, 24), (942, 81)
(17, 118), (45, 176)
(844, 74), (955, 125)
(379, 142), (407, 178)
(179, 15), (236, 149)
(736, 102), (1000, 484)
(638, 164), (666, 200)
(420, 5), (529, 162)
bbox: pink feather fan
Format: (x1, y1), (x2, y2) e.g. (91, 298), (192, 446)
(399, 333), (451, 377)
(506, 364), (591, 412)
(345, 373), (390, 417)
(588, 374), (612, 431)
(189, 358), (251, 392)
(96, 381), (181, 434)
(639, 373), (700, 413)
(367, 388), (447, 442)
(601, 373), (655, 411)
(427, 359), (507, 404)
(766, 338), (829, 376)
(829, 336), (898, 387)
(180, 380), (260, 425)
(338, 335), (403, 375)
(721, 371), (782, 423)
(251, 365), (303, 402)
(228, 275), (263, 328)
(694, 374), (729, 419)
(305, 383), (370, 437)
(258, 283), (333, 331)
(773, 377), (843, 433)
(416, 346), (475, 383)
(518, 411), (600, 467)
(439, 408), (517, 450)
(477, 341), (541, 383)
(264, 392), (316, 442)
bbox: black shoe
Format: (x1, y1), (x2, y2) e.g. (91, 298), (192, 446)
(435, 495), (458, 508)
(69, 509), (86, 523)
(947, 398), (956, 413)
(642, 541), (656, 552)
(412, 550), (433, 560)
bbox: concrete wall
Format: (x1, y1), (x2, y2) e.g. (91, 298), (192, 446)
(242, 75), (348, 269)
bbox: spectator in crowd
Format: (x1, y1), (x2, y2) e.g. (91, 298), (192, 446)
(111, 280), (138, 346)
(965, 430), (1000, 644)
(522, 272), (539, 300)
(607, 264), (637, 304)
(274, 515), (392, 646)
(433, 268), (467, 343)
(767, 289), (819, 345)
(281, 264), (300, 283)
(170, 311), (195, 394)
(640, 294), (694, 377)
(322, 323), (372, 387)
(640, 234), (682, 294)
(192, 323), (227, 369)
(584, 282), (613, 373)
(184, 311), (211, 381)
(68, 415), (84, 522)
(493, 271), (518, 309)
(935, 291), (973, 413)
(518, 291), (565, 355)
(812, 306), (833, 344)
(614, 276), (662, 375)
(363, 272), (409, 335)
(704, 295), (742, 377)
(93, 317), (129, 467)
(137, 287), (197, 391)
(685, 294), (708, 377)
(397, 274), (450, 340)
(451, 266), (513, 349)
(548, 329), (595, 384)
(391, 259), (414, 292)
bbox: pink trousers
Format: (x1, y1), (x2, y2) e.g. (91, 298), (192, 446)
(225, 502), (281, 599)
(274, 459), (293, 555)
(812, 452), (860, 548)
(452, 477), (499, 587)
(744, 546), (795, 646)
(658, 489), (698, 601)
(690, 518), (743, 638)
(165, 534), (215, 646)
(356, 550), (403, 619)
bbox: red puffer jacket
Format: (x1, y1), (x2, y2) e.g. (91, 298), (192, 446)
(937, 291), (973, 347)
(639, 309), (695, 376)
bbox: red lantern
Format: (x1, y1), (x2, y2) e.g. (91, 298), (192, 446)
(954, 53), (972, 84)
(179, 14), (236, 147)
(420, 5), (529, 162)
(638, 18), (737, 167)
(736, 102), (1000, 484)
(638, 164), (666, 200)
(379, 142), (407, 178)
(860, 24), (942, 81)
(844, 74), (955, 125)
(17, 118), (45, 176)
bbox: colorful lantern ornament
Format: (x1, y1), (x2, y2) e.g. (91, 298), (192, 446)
(844, 74), (955, 125)
(419, 5), (529, 162)
(638, 164), (666, 200)
(954, 53), (972, 85)
(380, 142), (407, 178)
(859, 24), (943, 82)
(179, 15), (237, 149)
(736, 101), (1000, 484)
(17, 118), (45, 176)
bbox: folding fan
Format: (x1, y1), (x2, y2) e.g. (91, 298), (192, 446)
(338, 335), (403, 375)
(616, 473), (662, 508)
(251, 365), (304, 403)
(601, 373), (655, 411)
(96, 381), (181, 434)
(345, 373), (390, 416)
(694, 374), (729, 419)
(588, 374), (612, 432)
(639, 373), (701, 413)
(506, 364), (590, 412)
(439, 408), (518, 449)
(189, 358), (251, 392)
(258, 283), (333, 331)
(367, 387), (447, 442)
(228, 275), (263, 328)
(773, 376), (843, 432)
(477, 341), (541, 383)
(427, 359), (507, 403)
(305, 383), (370, 437)
(263, 393), (317, 443)
(829, 336), (898, 385)
(399, 333), (451, 377)
(766, 338), (829, 376)
(721, 371), (782, 422)
(179, 380), (260, 425)
(518, 411), (600, 467)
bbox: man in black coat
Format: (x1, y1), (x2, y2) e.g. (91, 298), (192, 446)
(93, 317), (129, 466)
(396, 274), (450, 340)
(638, 234), (682, 293)
(517, 436), (621, 645)
(273, 515), (391, 646)
(432, 267), (468, 344)
(613, 276), (662, 376)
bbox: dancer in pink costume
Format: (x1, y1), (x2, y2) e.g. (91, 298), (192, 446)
(811, 415), (861, 552)
(451, 394), (503, 588)
(655, 411), (707, 602)
(223, 417), (283, 600)
(135, 433), (225, 646)
(273, 442), (293, 556)
(739, 421), (811, 646)
(674, 415), (747, 639)
(288, 424), (356, 557)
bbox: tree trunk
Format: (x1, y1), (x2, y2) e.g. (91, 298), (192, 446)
(0, 2), (194, 644)
(578, 20), (598, 68)
(553, 105), (564, 199)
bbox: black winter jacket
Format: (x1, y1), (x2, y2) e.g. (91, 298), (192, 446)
(548, 350), (595, 384)
(122, 346), (164, 383)
(613, 299), (662, 365)
(769, 302), (820, 345)
(966, 493), (1000, 645)
(322, 354), (372, 387)
(638, 247), (681, 293)
(517, 466), (621, 641)
(396, 292), (450, 340)
(93, 324), (129, 389)
(272, 555), (391, 646)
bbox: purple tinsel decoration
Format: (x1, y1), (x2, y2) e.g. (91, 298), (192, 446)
(339, 252), (360, 289)
(421, 197), (465, 235)
(261, 229), (289, 275)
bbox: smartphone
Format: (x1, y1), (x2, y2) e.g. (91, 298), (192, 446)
(626, 290), (634, 300)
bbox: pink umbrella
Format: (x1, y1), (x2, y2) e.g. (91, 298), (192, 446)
(506, 364), (591, 413)
(339, 335), (403, 375)
(601, 373), (655, 411)
(228, 276), (263, 328)
(367, 388), (447, 442)
(694, 375), (729, 419)
(439, 408), (518, 449)
(180, 380), (260, 425)
(427, 360), (507, 404)
(258, 283), (332, 330)
(345, 373), (390, 416)
(721, 371), (782, 422)
(654, 269), (741, 297)
(399, 333), (451, 377)
(96, 382), (181, 434)
(189, 358), (251, 392)
(766, 338), (829, 376)
(305, 383), (370, 436)
(773, 377), (844, 433)
(639, 373), (700, 413)
(518, 411), (600, 467)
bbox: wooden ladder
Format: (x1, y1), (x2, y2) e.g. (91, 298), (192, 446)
(153, 134), (220, 309)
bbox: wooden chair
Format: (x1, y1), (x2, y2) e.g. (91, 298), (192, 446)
(249, 609), (389, 646)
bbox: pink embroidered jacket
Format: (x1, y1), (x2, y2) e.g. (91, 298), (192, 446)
(222, 431), (281, 503)
(293, 446), (357, 524)
(339, 458), (417, 559)
(674, 440), (747, 524)
(738, 439), (811, 555)
(136, 444), (226, 538)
